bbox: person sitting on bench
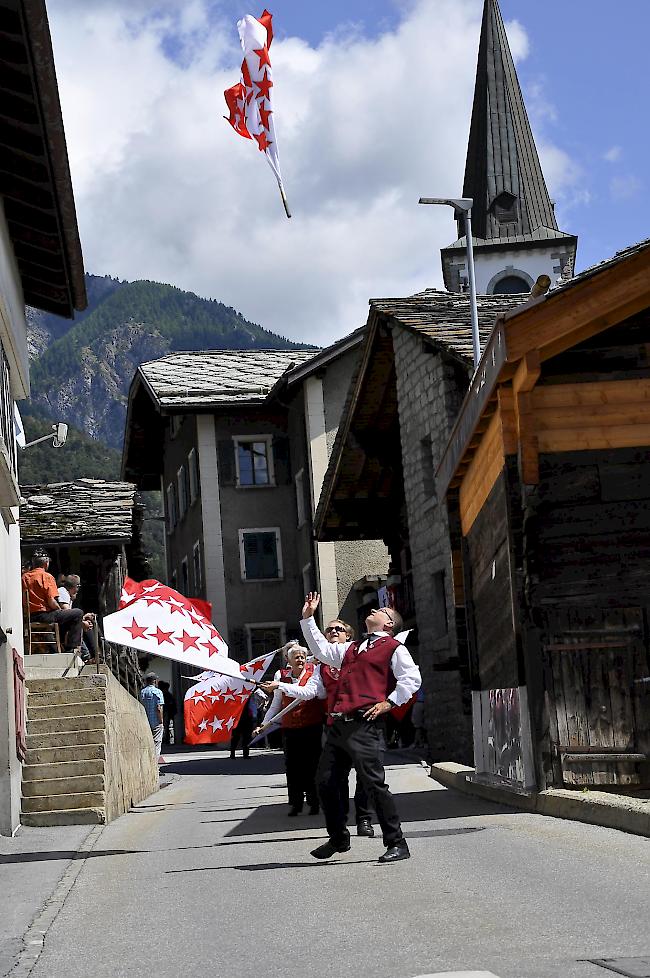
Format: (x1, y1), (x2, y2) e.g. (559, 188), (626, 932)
(57, 574), (98, 663)
(22, 550), (83, 654)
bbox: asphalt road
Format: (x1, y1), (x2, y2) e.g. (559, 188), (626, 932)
(5, 747), (650, 978)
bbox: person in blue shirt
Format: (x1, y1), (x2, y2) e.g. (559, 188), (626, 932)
(140, 672), (165, 761)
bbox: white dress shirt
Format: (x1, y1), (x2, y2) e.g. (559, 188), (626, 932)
(299, 617), (421, 707)
(263, 665), (326, 725)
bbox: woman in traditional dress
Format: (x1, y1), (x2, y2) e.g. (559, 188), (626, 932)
(255, 643), (325, 816)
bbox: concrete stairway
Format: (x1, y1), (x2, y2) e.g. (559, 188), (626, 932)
(22, 676), (108, 826)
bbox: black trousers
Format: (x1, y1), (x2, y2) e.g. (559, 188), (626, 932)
(230, 710), (255, 757)
(317, 717), (403, 847)
(282, 724), (322, 809)
(31, 609), (83, 650)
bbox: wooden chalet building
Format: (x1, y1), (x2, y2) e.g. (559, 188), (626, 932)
(438, 239), (650, 792)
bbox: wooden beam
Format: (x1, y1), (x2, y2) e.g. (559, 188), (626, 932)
(512, 349), (541, 395)
(514, 389), (539, 484)
(505, 248), (650, 363)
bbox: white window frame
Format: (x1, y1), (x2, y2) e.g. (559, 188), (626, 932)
(244, 622), (286, 658)
(294, 467), (306, 527)
(238, 527), (283, 582)
(233, 434), (275, 488)
(177, 465), (187, 520)
(188, 448), (199, 503)
(192, 540), (202, 594)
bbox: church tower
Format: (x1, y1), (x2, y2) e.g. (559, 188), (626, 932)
(441, 0), (577, 294)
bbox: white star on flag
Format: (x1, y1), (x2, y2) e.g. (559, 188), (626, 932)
(103, 579), (241, 679)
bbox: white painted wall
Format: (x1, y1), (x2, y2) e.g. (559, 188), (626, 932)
(0, 203), (28, 835)
(0, 202), (28, 398)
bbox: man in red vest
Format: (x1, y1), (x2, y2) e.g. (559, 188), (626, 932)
(300, 592), (421, 864)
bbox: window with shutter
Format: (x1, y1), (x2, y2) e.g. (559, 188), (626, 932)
(239, 528), (283, 580)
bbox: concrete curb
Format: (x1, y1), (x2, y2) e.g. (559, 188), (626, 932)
(430, 762), (650, 838)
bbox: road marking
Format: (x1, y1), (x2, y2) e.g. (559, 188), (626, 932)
(412, 973), (502, 978)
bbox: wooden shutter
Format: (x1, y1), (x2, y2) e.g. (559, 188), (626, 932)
(273, 436), (291, 485)
(217, 439), (236, 486)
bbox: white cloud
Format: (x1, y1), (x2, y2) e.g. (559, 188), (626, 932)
(604, 145), (622, 163)
(48, 0), (581, 345)
(610, 174), (642, 201)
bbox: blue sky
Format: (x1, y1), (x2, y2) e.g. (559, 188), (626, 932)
(49, 0), (650, 343)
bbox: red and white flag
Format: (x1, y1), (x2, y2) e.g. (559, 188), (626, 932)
(103, 579), (241, 680)
(224, 9), (290, 217)
(184, 652), (275, 745)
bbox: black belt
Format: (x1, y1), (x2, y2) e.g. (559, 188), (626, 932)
(328, 709), (374, 722)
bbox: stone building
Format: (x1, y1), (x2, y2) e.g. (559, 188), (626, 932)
(315, 291), (523, 761)
(0, 0), (86, 835)
(122, 336), (387, 725)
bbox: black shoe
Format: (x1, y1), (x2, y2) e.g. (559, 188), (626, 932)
(378, 840), (410, 863)
(287, 805), (303, 817)
(356, 818), (374, 838)
(310, 839), (351, 859)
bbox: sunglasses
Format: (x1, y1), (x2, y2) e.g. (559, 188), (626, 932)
(325, 625), (346, 633)
(372, 608), (394, 625)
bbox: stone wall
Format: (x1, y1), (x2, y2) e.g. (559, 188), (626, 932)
(95, 668), (159, 822)
(392, 327), (473, 763)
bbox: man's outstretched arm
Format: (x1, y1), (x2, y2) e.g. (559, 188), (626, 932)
(299, 592), (348, 667)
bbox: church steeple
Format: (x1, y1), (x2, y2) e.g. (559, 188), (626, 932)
(442, 0), (577, 295)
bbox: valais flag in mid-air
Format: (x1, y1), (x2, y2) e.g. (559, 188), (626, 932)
(224, 9), (290, 215)
(184, 653), (275, 745)
(103, 578), (241, 679)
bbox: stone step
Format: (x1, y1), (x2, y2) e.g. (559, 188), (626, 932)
(24, 653), (85, 681)
(22, 774), (105, 798)
(23, 759), (104, 783)
(27, 700), (105, 720)
(28, 714), (106, 736)
(25, 744), (106, 765)
(22, 790), (105, 813)
(27, 687), (106, 708)
(26, 675), (106, 694)
(21, 808), (105, 827)
(26, 728), (106, 750)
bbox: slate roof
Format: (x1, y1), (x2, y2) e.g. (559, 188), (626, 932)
(444, 226), (576, 252)
(370, 289), (527, 361)
(20, 480), (137, 544)
(138, 349), (318, 409)
(460, 0), (560, 242)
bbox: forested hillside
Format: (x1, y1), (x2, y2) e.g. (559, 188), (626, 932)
(27, 274), (309, 448)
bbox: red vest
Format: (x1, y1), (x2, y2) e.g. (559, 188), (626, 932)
(329, 635), (399, 714)
(280, 664), (326, 729)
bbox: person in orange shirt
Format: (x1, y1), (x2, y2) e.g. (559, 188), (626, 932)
(22, 550), (83, 652)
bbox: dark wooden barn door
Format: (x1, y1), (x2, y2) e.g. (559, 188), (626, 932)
(542, 607), (650, 786)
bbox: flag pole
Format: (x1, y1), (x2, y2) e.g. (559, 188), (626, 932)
(278, 180), (291, 219)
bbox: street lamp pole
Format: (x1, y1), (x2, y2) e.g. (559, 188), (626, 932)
(419, 196), (481, 371)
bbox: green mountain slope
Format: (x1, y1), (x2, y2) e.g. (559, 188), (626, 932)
(27, 275), (309, 448)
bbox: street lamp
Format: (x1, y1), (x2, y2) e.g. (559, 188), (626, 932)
(419, 196), (480, 370)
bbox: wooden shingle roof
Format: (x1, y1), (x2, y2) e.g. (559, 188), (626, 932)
(370, 290), (527, 362)
(139, 349), (317, 409)
(20, 480), (136, 544)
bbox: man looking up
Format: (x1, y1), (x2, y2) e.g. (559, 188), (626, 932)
(300, 591), (421, 864)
